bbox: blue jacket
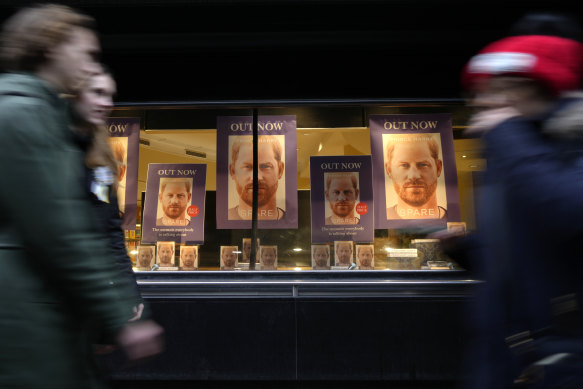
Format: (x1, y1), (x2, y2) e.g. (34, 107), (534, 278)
(469, 96), (583, 388)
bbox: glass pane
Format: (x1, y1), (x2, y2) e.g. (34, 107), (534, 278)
(117, 102), (484, 272)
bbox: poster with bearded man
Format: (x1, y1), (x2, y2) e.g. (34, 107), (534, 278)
(106, 117), (140, 230)
(370, 114), (461, 229)
(310, 155), (374, 243)
(141, 163), (207, 243)
(216, 116), (298, 229)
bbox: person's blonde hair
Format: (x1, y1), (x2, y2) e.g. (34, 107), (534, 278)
(0, 4), (95, 72)
(85, 125), (119, 178)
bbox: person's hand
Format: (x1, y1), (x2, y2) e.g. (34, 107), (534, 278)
(128, 303), (144, 322)
(465, 107), (521, 135)
(117, 319), (164, 361)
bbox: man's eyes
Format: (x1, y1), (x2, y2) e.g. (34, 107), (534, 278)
(166, 194), (185, 198)
(397, 162), (431, 168)
(333, 190), (354, 197)
(239, 163), (273, 170)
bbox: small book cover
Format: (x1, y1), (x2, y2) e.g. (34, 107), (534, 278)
(260, 245), (278, 270)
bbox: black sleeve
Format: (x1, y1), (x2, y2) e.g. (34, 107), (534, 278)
(441, 233), (483, 274)
(86, 168), (143, 307)
(107, 191), (143, 305)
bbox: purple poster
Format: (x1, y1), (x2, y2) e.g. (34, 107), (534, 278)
(107, 117), (140, 230)
(310, 156), (374, 243)
(216, 115), (298, 229)
(370, 114), (461, 229)
(141, 163), (207, 244)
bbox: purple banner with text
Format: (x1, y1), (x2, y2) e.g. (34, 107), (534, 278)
(310, 155), (374, 243)
(142, 163), (207, 244)
(107, 117), (140, 230)
(216, 116), (298, 229)
(370, 114), (460, 229)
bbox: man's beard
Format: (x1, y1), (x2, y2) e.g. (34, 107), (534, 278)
(338, 253), (351, 263)
(331, 201), (355, 218)
(163, 204), (185, 218)
(394, 179), (437, 207)
(236, 181), (278, 207)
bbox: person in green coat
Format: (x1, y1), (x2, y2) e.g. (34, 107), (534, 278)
(0, 5), (163, 388)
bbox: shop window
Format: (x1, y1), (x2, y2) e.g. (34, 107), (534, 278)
(112, 101), (483, 272)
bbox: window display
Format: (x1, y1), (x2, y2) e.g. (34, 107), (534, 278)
(112, 101), (484, 272)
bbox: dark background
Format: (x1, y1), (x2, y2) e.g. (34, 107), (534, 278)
(2, 2), (561, 386)
(1, 0), (581, 102)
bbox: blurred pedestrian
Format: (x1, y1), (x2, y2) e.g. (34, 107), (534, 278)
(0, 4), (162, 388)
(73, 67), (144, 321)
(460, 13), (583, 388)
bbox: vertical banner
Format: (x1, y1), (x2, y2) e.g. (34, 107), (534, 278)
(310, 155), (374, 243)
(107, 117), (140, 230)
(370, 114), (460, 229)
(216, 115), (298, 229)
(141, 163), (207, 244)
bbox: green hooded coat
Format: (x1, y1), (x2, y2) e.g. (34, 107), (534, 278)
(0, 73), (135, 388)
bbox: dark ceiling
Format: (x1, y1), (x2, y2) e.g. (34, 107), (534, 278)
(1, 0), (581, 102)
